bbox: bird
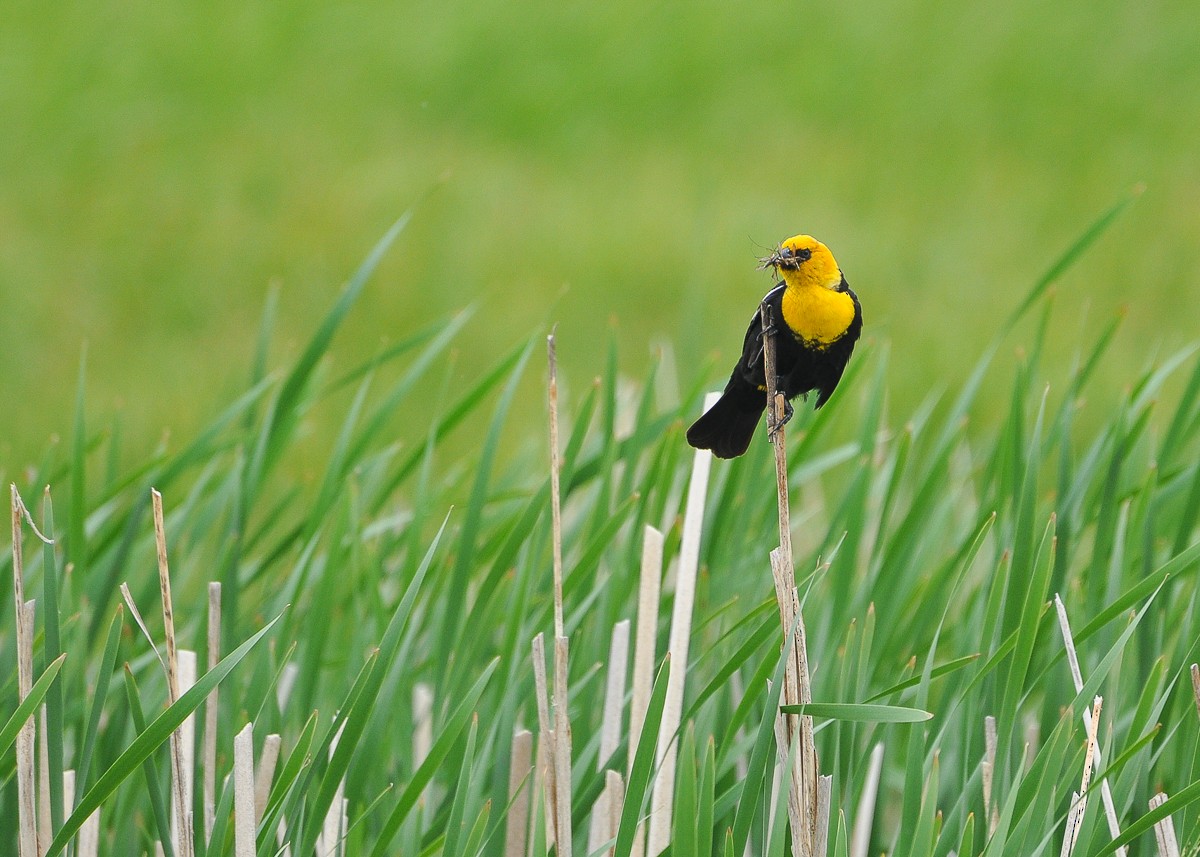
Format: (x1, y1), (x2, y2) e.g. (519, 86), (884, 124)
(686, 234), (862, 459)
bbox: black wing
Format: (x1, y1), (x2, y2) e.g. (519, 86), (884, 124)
(812, 284), (863, 408)
(733, 284), (786, 388)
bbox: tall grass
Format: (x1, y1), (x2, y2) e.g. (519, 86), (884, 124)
(4, 199), (1200, 856)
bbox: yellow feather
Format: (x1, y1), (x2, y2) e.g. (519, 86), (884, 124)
(775, 235), (855, 347)
(781, 285), (856, 347)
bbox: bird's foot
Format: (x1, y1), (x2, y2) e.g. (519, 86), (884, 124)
(767, 398), (794, 442)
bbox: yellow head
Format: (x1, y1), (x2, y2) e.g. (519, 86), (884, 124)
(761, 234), (842, 291)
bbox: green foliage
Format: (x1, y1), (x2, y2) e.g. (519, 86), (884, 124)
(5, 0), (1200, 471)
(4, 203), (1200, 856)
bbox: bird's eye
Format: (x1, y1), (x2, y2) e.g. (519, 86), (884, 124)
(797, 247), (812, 262)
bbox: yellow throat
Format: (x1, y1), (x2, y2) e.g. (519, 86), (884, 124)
(776, 235), (856, 347)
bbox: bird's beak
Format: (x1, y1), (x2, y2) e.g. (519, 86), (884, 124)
(759, 248), (799, 271)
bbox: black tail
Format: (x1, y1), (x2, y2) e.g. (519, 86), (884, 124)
(686, 386), (765, 459)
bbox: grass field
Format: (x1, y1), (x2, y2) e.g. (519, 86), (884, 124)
(2, 0), (1199, 465)
(4, 1), (1200, 854)
(3, 205), (1200, 855)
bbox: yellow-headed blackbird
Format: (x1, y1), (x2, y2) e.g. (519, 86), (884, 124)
(686, 234), (862, 459)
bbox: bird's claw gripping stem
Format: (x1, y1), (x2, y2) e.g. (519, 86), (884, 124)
(767, 395), (793, 442)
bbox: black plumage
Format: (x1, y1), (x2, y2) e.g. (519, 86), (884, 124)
(686, 277), (862, 459)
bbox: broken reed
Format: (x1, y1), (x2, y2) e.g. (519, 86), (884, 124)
(760, 301), (824, 857)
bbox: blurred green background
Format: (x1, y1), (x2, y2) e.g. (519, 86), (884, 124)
(3, 0), (1198, 467)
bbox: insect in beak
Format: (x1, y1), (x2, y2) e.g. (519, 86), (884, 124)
(759, 246), (799, 271)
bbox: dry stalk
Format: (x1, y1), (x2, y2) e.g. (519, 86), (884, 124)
(529, 736), (551, 857)
(233, 722), (256, 857)
(982, 715), (998, 836)
(629, 528), (663, 757)
(553, 636), (574, 857)
(647, 406), (713, 857)
(815, 775), (832, 857)
(1061, 696), (1103, 857)
(589, 620), (631, 854)
(1054, 595), (1126, 855)
(320, 721), (349, 856)
(152, 489), (194, 857)
(628, 525), (664, 857)
(204, 582), (221, 841)
(1148, 792), (1181, 857)
(506, 729), (533, 857)
(412, 682), (435, 810)
(531, 633), (557, 849)
(11, 486), (40, 857)
(850, 743), (884, 857)
(547, 332), (565, 641)
(39, 705), (52, 852)
(760, 302), (819, 857)
(1191, 664), (1200, 722)
(255, 734), (282, 822)
(178, 648), (197, 845)
(277, 662), (299, 712)
(546, 334), (574, 855)
(605, 770), (625, 856)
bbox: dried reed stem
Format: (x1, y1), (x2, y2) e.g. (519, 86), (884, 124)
(545, 334), (574, 856)
(277, 662), (299, 713)
(177, 649), (197, 846)
(506, 729), (533, 857)
(152, 489), (194, 857)
(628, 525), (663, 857)
(983, 715), (998, 835)
(760, 302), (818, 857)
(629, 528), (663, 759)
(589, 620), (630, 854)
(815, 775), (833, 857)
(11, 486), (40, 857)
(531, 633), (557, 849)
(255, 734), (282, 822)
(66, 770), (99, 857)
(204, 582), (221, 841)
(412, 682), (434, 809)
(850, 743), (884, 857)
(320, 721), (349, 856)
(39, 705), (52, 853)
(604, 770), (625, 857)
(413, 683), (434, 765)
(233, 723), (256, 857)
(553, 636), (574, 857)
(1190, 664), (1200, 722)
(1054, 595), (1125, 855)
(647, 411), (713, 857)
(1061, 696), (1103, 857)
(1149, 792), (1181, 857)
(547, 332), (565, 641)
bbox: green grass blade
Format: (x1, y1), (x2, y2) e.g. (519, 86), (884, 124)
(780, 703), (932, 723)
(254, 210), (412, 481)
(731, 621), (795, 856)
(673, 726), (699, 857)
(47, 612), (284, 856)
(1092, 779), (1200, 857)
(75, 605), (125, 795)
(1001, 187), (1141, 332)
(444, 714), (480, 857)
(38, 490), (67, 831)
(864, 654), (981, 702)
(0, 653), (67, 757)
(613, 655), (671, 857)
(123, 666), (176, 857)
(369, 658), (500, 857)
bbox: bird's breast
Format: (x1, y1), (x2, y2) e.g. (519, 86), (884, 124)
(780, 285), (857, 348)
